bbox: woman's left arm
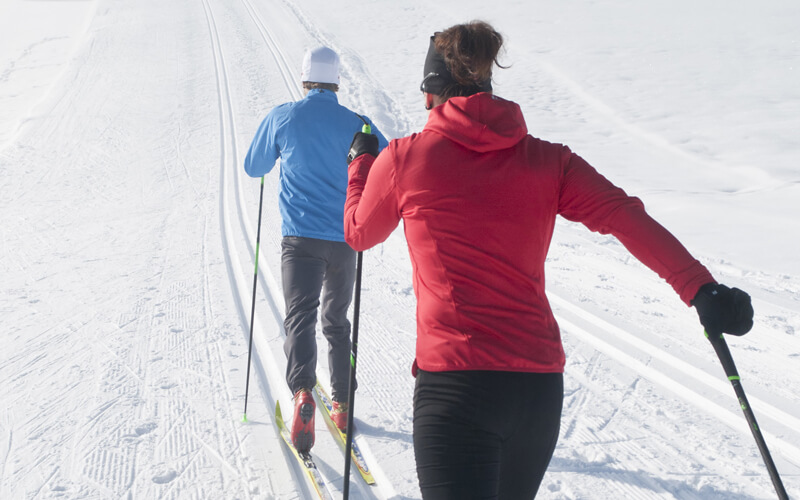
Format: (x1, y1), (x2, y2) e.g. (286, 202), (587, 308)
(558, 150), (715, 305)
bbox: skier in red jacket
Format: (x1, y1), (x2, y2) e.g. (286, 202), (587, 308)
(345, 21), (754, 499)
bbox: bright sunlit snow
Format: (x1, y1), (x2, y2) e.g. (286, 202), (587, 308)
(1, 0), (798, 498)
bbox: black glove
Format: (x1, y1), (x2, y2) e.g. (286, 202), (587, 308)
(347, 131), (379, 164)
(691, 283), (754, 336)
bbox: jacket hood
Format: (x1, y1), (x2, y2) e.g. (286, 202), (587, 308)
(424, 93), (528, 153)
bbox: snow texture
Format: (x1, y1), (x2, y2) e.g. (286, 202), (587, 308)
(1, 0), (798, 498)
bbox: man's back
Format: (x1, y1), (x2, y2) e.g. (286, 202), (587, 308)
(245, 88), (388, 241)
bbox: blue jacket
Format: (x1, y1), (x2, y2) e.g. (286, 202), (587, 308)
(244, 89), (388, 241)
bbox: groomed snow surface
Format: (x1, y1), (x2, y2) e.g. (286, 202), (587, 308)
(1, 0), (798, 498)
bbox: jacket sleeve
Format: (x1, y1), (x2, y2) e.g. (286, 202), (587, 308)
(344, 144), (401, 251)
(244, 109), (282, 178)
(557, 149), (715, 305)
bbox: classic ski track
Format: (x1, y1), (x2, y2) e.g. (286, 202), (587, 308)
(205, 0), (390, 497)
(239, 0), (303, 103)
(204, 2), (310, 493)
(546, 226), (800, 467)
(551, 291), (800, 489)
(245, 1), (420, 478)
(199, 0), (291, 498)
(552, 291), (800, 441)
(529, 55), (800, 481)
(548, 223), (800, 420)
(229, 1), (401, 497)
(233, 0), (299, 312)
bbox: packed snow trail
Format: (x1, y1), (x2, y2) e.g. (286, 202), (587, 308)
(1, 0), (799, 499)
(0, 0), (293, 497)
(210, 0), (392, 496)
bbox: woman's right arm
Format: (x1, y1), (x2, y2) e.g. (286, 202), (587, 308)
(344, 143), (402, 251)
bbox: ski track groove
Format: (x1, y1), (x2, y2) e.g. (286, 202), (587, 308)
(240, 0), (303, 102)
(198, 1), (264, 498)
(201, 0), (308, 497)
(556, 314), (798, 497)
(232, 0), (292, 312)
(208, 0), (400, 496)
(235, 4), (414, 496)
(550, 291), (800, 469)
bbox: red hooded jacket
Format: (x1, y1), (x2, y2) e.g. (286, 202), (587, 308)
(345, 93), (714, 374)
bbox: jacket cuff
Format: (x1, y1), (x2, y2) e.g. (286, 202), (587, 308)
(682, 277), (717, 306)
(348, 154), (375, 180)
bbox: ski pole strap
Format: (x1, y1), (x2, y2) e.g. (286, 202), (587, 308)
(355, 113), (371, 134)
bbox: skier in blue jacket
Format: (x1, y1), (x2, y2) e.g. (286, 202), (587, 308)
(244, 46), (388, 453)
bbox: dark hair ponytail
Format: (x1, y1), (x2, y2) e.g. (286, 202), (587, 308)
(434, 21), (505, 99)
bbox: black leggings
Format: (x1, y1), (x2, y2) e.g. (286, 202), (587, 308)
(413, 369), (563, 499)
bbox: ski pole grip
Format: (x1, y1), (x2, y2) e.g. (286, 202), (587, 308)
(356, 113), (371, 135)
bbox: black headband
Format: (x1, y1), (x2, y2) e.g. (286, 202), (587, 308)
(420, 34), (492, 95)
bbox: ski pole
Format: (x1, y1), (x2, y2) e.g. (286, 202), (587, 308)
(342, 250), (363, 499)
(343, 119), (371, 499)
(706, 331), (788, 499)
(242, 176), (266, 423)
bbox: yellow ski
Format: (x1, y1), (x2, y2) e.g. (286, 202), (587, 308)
(275, 401), (334, 499)
(313, 382), (376, 485)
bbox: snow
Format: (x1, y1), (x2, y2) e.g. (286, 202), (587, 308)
(0, 0), (97, 148)
(1, 0), (798, 498)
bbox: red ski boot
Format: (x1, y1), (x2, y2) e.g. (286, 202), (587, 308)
(290, 389), (315, 452)
(330, 399), (349, 432)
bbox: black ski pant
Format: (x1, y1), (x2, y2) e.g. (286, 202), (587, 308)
(281, 236), (356, 400)
(413, 369), (563, 499)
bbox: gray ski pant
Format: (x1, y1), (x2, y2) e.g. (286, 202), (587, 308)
(281, 236), (356, 400)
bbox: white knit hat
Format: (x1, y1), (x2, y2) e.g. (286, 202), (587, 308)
(300, 46), (340, 84)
